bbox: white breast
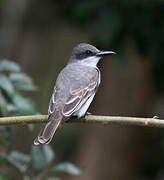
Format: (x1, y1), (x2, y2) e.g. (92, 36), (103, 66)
(74, 93), (96, 118)
(79, 56), (101, 68)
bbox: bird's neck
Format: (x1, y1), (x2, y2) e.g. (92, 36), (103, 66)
(78, 56), (101, 68)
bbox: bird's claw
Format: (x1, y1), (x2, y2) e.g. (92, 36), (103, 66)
(85, 112), (92, 116)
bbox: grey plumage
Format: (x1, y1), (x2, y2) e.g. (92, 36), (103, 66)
(34, 43), (115, 145)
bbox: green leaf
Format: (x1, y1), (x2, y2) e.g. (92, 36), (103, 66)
(0, 93), (16, 115)
(0, 74), (14, 96)
(31, 145), (55, 171)
(9, 73), (37, 91)
(0, 59), (21, 72)
(12, 94), (37, 115)
(9, 151), (30, 172)
(0, 91), (8, 115)
(3, 151), (30, 173)
(6, 104), (16, 112)
(10, 151), (31, 164)
(53, 162), (81, 175)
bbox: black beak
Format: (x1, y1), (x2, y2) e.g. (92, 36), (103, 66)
(96, 51), (116, 56)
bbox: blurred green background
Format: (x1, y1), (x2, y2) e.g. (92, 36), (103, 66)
(0, 0), (164, 179)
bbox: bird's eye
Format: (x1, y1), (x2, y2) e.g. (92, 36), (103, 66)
(86, 50), (92, 55)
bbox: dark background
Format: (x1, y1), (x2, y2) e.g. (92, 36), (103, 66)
(1, 0), (164, 179)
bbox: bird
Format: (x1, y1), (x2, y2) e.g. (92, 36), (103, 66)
(34, 43), (116, 145)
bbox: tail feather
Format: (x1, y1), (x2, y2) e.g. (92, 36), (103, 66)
(34, 113), (62, 145)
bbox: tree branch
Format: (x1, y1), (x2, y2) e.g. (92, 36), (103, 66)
(0, 115), (163, 128)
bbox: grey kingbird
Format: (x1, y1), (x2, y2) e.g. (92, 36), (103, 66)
(34, 43), (116, 145)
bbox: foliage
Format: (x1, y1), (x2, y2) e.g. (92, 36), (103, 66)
(0, 145), (81, 180)
(53, 162), (81, 175)
(0, 60), (81, 179)
(0, 59), (37, 116)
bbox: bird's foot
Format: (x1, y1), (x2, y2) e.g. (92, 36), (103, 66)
(85, 112), (92, 116)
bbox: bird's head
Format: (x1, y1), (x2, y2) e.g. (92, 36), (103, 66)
(69, 43), (116, 66)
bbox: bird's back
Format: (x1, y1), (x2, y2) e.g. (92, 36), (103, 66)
(54, 63), (100, 107)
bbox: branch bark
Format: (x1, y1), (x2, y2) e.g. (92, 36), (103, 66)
(0, 115), (163, 128)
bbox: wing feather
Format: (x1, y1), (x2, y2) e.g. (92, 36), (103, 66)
(62, 80), (98, 117)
